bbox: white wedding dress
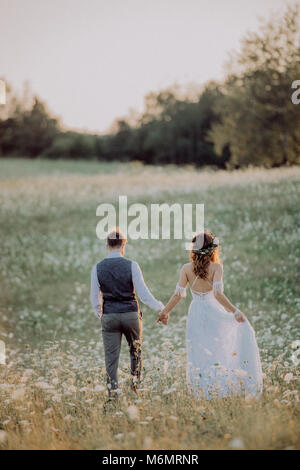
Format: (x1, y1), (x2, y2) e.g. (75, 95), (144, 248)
(176, 277), (263, 400)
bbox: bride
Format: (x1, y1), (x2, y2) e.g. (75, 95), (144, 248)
(158, 231), (263, 399)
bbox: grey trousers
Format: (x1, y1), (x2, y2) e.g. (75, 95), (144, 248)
(101, 311), (143, 392)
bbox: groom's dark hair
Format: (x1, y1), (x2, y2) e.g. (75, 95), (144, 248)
(107, 229), (127, 249)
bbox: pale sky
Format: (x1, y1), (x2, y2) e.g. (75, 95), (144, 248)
(0, 0), (292, 133)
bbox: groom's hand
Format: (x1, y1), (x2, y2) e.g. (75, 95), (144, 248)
(157, 311), (169, 325)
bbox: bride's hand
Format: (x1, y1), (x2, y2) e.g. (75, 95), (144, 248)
(234, 311), (246, 323)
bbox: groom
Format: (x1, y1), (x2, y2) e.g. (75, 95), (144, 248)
(90, 229), (164, 397)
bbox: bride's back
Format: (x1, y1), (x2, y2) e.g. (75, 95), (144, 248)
(184, 261), (219, 293)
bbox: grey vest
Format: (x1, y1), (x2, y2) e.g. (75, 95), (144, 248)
(96, 257), (139, 314)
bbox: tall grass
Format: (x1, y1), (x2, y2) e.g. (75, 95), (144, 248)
(0, 159), (299, 449)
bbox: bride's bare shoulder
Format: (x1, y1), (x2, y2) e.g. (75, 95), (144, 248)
(182, 262), (193, 271)
(210, 261), (222, 268)
(209, 262), (223, 274)
(179, 263), (193, 276)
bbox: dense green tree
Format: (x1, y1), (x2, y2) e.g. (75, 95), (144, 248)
(125, 83), (224, 166)
(211, 4), (300, 168)
(0, 95), (59, 157)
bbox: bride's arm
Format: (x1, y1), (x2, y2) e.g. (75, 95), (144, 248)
(213, 263), (246, 323)
(157, 266), (188, 324)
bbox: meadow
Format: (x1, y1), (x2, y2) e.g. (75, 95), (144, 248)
(0, 158), (299, 450)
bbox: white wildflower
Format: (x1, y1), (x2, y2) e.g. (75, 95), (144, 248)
(64, 415), (72, 421)
(162, 387), (176, 395)
(229, 438), (245, 449)
(284, 373), (294, 383)
(34, 382), (53, 390)
(51, 394), (61, 403)
(126, 405), (139, 421)
(11, 388), (25, 400)
(143, 436), (152, 449)
(169, 415), (179, 421)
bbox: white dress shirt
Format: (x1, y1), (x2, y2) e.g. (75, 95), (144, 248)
(90, 252), (164, 317)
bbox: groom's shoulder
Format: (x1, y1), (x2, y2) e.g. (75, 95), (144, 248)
(123, 256), (135, 263)
(124, 257), (139, 269)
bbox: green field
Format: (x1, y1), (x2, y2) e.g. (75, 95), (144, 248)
(0, 158), (299, 449)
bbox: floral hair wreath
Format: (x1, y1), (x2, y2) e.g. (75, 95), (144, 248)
(192, 236), (219, 255)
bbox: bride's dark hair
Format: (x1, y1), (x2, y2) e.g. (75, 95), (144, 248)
(190, 231), (221, 279)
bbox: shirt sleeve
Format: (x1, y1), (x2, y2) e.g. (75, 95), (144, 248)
(90, 264), (102, 318)
(212, 263), (224, 294)
(132, 261), (164, 312)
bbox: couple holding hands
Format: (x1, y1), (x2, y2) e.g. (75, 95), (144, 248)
(90, 229), (262, 400)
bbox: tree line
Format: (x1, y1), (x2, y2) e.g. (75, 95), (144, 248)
(0, 4), (299, 168)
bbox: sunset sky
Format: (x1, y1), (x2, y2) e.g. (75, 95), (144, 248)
(0, 0), (292, 133)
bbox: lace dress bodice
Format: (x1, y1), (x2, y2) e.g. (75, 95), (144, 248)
(174, 275), (224, 302)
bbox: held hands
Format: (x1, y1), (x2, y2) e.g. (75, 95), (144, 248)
(157, 309), (169, 325)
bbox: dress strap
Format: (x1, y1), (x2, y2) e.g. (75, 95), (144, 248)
(191, 275), (198, 288)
